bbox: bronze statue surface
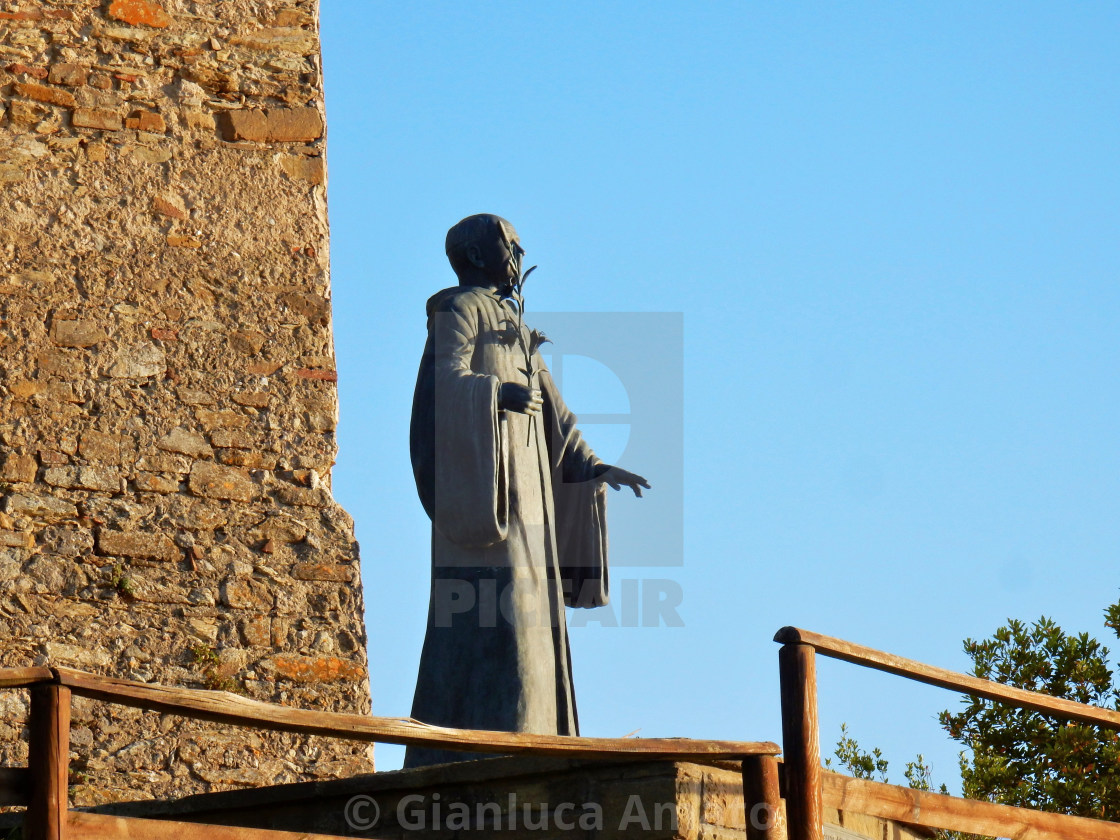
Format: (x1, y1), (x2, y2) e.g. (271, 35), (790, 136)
(405, 214), (647, 767)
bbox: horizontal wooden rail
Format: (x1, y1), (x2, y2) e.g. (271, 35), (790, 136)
(0, 766), (30, 807)
(775, 626), (1120, 730)
(70, 812), (358, 840)
(0, 668), (54, 689)
(823, 771), (1120, 840)
(52, 667), (779, 760)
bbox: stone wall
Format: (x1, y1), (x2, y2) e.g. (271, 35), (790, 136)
(0, 0), (372, 805)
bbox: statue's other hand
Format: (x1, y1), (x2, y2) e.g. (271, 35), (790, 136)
(499, 382), (543, 416)
(595, 465), (651, 498)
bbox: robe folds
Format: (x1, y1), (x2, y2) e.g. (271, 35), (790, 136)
(405, 285), (608, 768)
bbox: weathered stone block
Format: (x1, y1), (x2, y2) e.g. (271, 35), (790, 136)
(98, 529), (178, 562)
(177, 388), (217, 406)
(282, 292), (331, 324)
(196, 410), (250, 431)
(210, 429), (254, 449)
(4, 493), (77, 521)
(13, 81), (76, 108)
(48, 63), (88, 86)
(152, 192), (188, 220)
(134, 472), (179, 494)
(73, 108), (124, 131)
(295, 368), (338, 382)
(189, 461), (255, 502)
(10, 381), (45, 399)
(229, 329), (267, 355)
(306, 411), (336, 432)
(106, 0), (171, 28)
(701, 770), (745, 829)
(125, 110), (166, 132)
(281, 155), (325, 185)
(108, 343), (166, 378)
(219, 107), (324, 143)
(269, 654), (366, 684)
(80, 431), (133, 463)
(158, 427), (213, 459)
(293, 563), (354, 583)
(1, 453), (37, 483)
(218, 450), (279, 469)
(44, 466), (122, 493)
(221, 578), (273, 610)
(7, 100), (46, 126)
(239, 615), (271, 647)
(0, 554), (21, 582)
(229, 27), (317, 55)
(247, 361), (284, 376)
(51, 319), (107, 348)
(7, 62), (48, 80)
(182, 108), (216, 131)
(168, 498), (228, 531)
(274, 484), (330, 507)
(0, 531), (33, 549)
(186, 617), (219, 644)
(42, 641), (112, 670)
(38, 449), (69, 466)
(42, 383), (82, 404)
(136, 453), (189, 473)
(260, 517), (308, 543)
(37, 524), (93, 557)
(232, 390), (271, 408)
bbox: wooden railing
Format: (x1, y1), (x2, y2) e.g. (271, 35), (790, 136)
(775, 625), (1120, 840)
(0, 665), (781, 839)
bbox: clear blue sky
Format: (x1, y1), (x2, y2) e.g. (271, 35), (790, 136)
(321, 2), (1120, 781)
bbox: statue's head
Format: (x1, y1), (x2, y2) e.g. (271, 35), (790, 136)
(445, 214), (524, 288)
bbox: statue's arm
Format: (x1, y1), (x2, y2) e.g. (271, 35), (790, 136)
(431, 294), (540, 415)
(430, 297), (483, 380)
(538, 356), (650, 498)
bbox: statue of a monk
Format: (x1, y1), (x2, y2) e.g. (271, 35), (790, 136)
(405, 214), (648, 767)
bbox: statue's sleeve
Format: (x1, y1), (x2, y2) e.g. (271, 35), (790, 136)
(538, 363), (609, 608)
(410, 296), (508, 548)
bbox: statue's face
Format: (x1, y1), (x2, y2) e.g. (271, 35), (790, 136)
(496, 220), (525, 283)
(472, 218), (524, 287)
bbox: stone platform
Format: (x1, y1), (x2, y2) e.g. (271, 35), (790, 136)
(1, 755), (934, 839)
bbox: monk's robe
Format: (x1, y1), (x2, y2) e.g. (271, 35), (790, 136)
(405, 284), (608, 768)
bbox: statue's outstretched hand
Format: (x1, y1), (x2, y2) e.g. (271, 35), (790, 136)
(499, 382), (543, 416)
(595, 465), (651, 498)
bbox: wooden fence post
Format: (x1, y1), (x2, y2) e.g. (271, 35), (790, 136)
(743, 754), (783, 840)
(779, 642), (821, 840)
(27, 683), (71, 840)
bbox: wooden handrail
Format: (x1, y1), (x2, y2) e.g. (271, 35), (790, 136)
(775, 626), (1120, 730)
(42, 667), (778, 760)
(28, 684), (70, 840)
(823, 771), (1120, 839)
(69, 812), (360, 840)
(778, 642), (821, 840)
(0, 665), (782, 840)
(0, 668), (55, 689)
